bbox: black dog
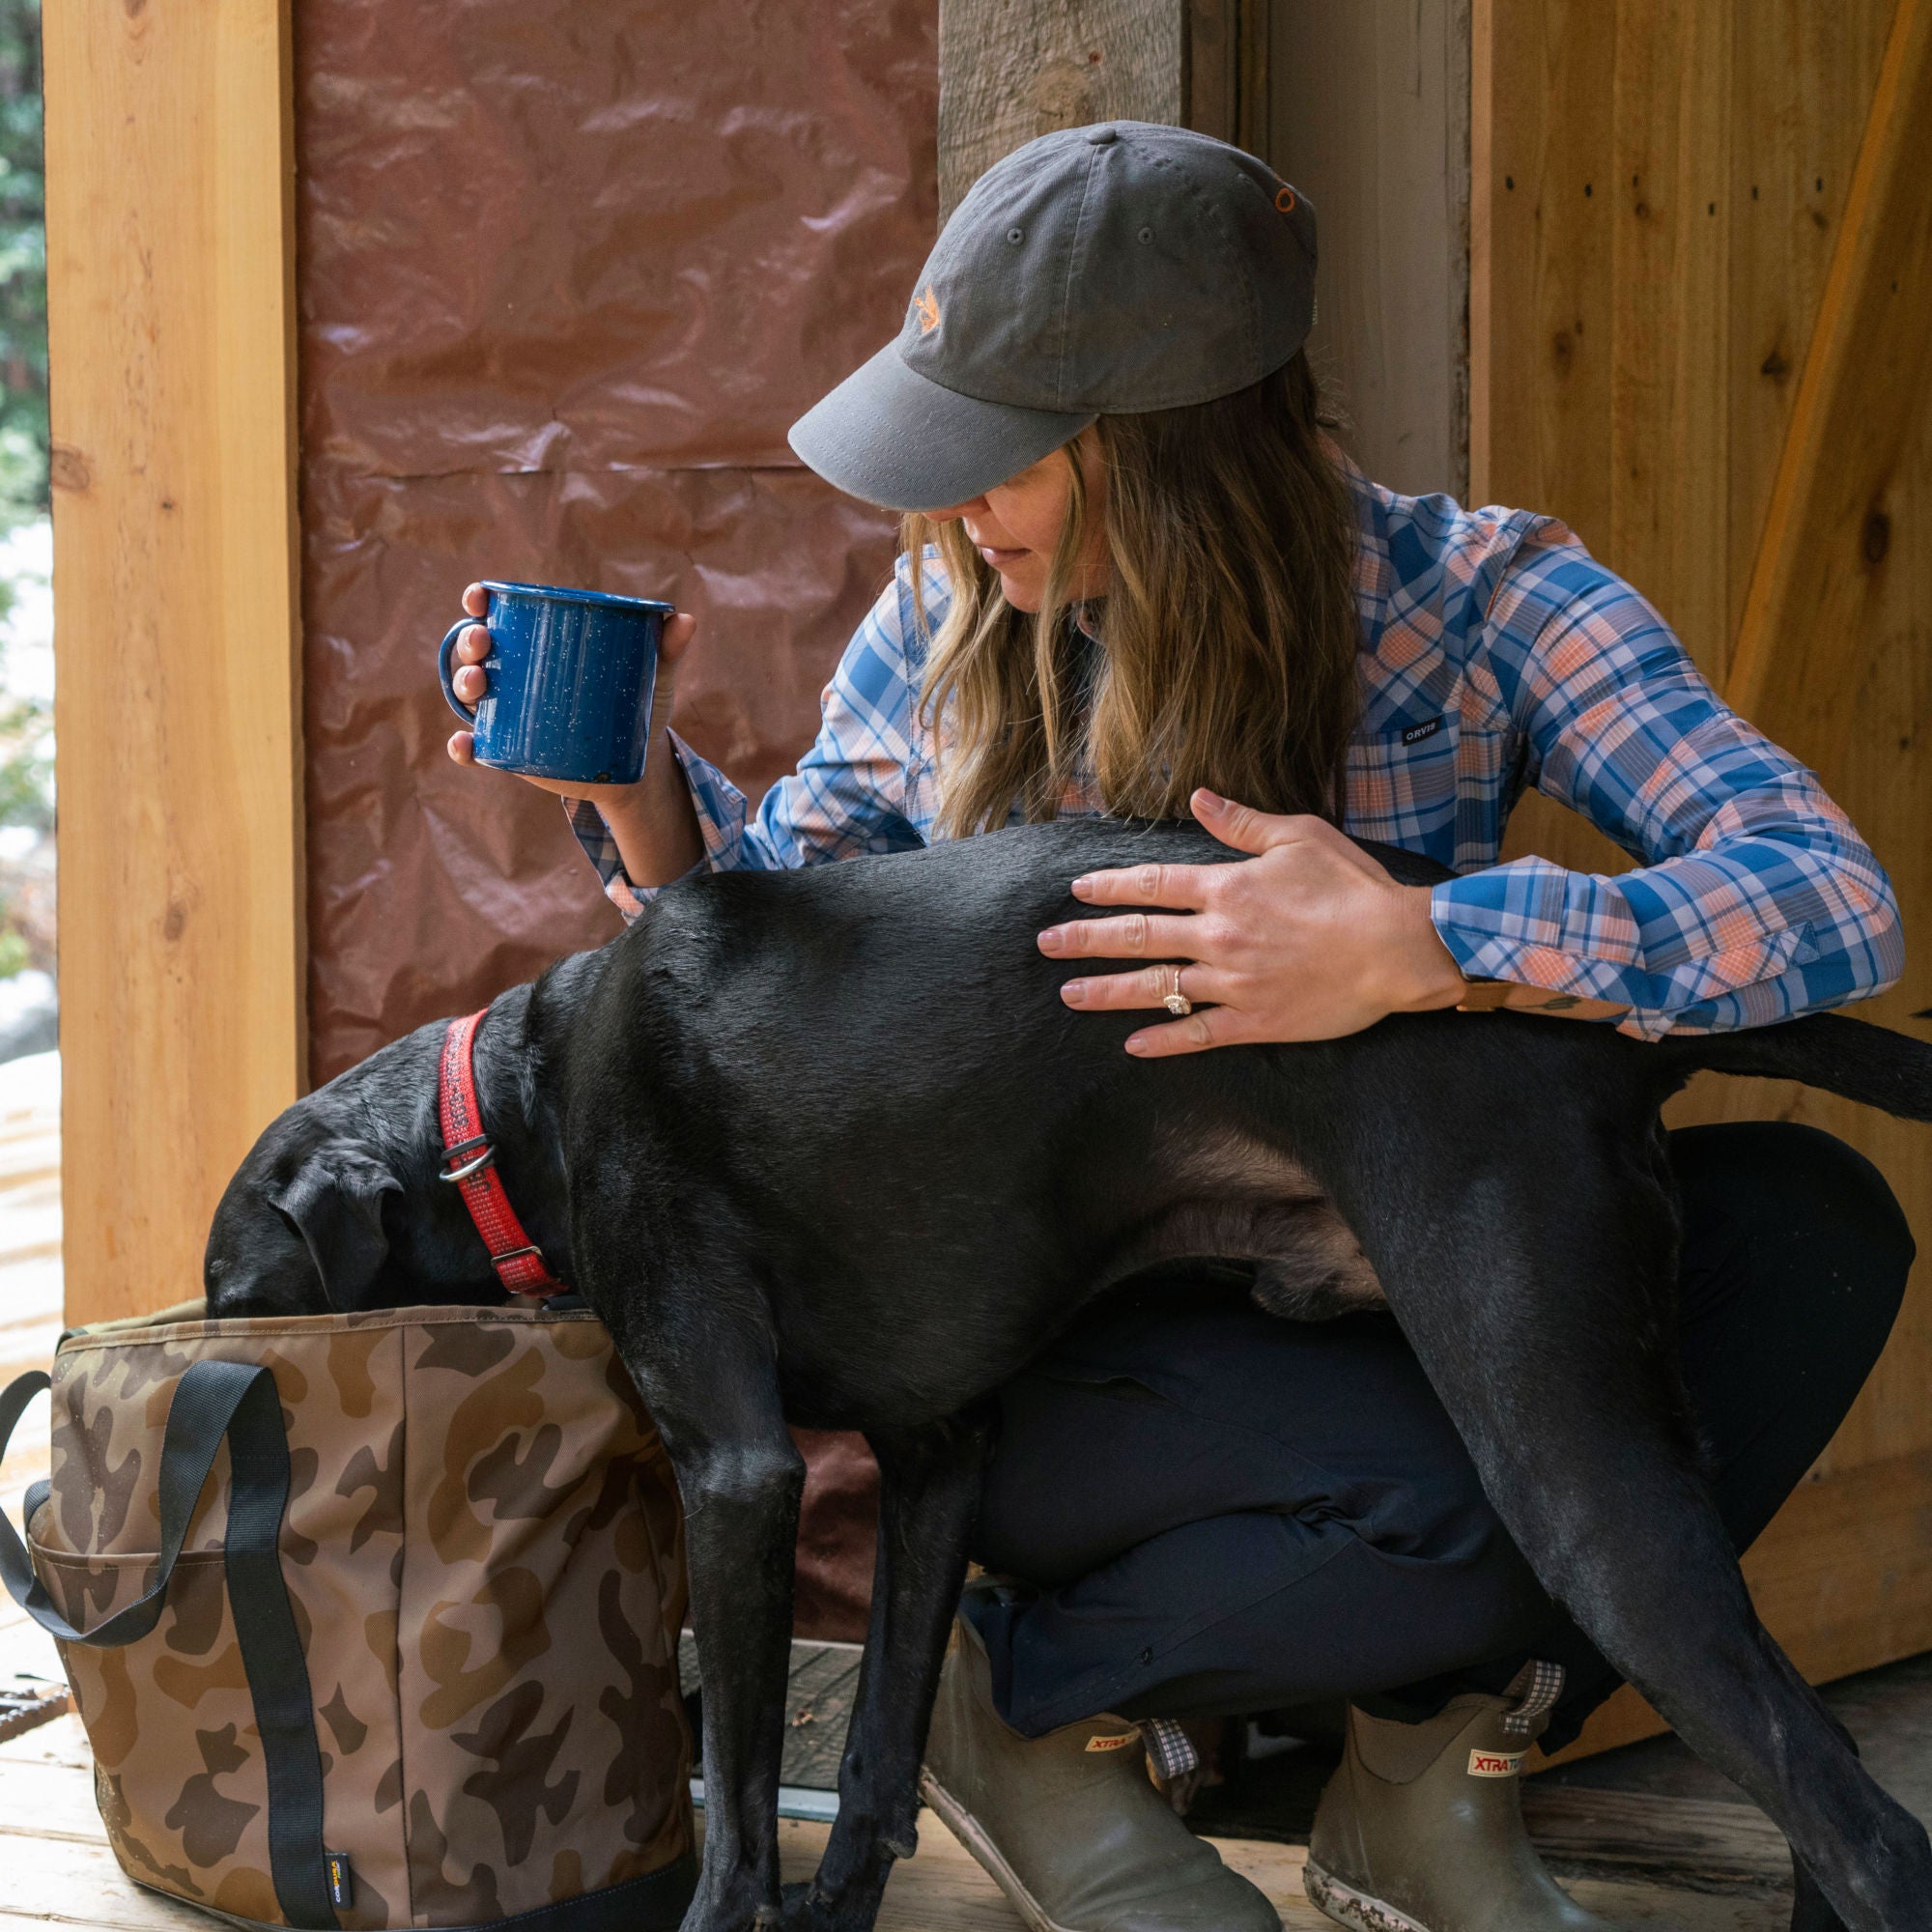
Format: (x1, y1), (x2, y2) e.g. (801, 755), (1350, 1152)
(207, 818), (1932, 1932)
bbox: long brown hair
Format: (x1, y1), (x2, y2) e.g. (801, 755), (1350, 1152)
(903, 351), (1359, 839)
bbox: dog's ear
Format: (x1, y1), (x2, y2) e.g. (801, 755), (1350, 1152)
(269, 1145), (403, 1313)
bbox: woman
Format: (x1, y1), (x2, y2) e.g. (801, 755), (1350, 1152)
(450, 124), (1911, 1932)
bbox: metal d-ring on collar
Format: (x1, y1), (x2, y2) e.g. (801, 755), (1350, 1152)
(438, 1134), (496, 1184)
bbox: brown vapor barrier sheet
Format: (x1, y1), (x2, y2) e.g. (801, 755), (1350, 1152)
(296, 3), (939, 1635)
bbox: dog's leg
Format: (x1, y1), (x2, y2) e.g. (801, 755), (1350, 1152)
(611, 1311), (804, 1932)
(782, 1414), (992, 1932)
(1356, 1168), (1932, 1932)
(1788, 1710), (1863, 1932)
(1792, 1859), (1854, 1932)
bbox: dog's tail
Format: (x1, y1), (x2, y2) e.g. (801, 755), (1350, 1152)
(1660, 1011), (1932, 1122)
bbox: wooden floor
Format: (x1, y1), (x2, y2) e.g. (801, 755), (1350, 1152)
(0, 1609), (1805, 1930)
(0, 1538), (1809, 1930)
(0, 1708), (1794, 1932)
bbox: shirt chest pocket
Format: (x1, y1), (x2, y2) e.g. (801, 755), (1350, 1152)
(1345, 715), (1459, 852)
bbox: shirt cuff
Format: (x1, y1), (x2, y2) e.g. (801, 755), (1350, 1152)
(1431, 856), (1832, 1040)
(668, 728), (751, 874)
(561, 732), (732, 923)
(1429, 867), (1663, 1038)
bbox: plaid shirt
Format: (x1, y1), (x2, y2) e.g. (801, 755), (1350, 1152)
(568, 465), (1899, 1039)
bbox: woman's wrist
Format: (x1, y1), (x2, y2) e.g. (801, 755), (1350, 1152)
(1387, 884), (1469, 1013)
(596, 725), (703, 887)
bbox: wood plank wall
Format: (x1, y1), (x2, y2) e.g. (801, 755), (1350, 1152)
(44, 1), (305, 1325)
(938, 0), (1183, 217)
(1474, 0), (1932, 1759)
(1264, 0), (1472, 498)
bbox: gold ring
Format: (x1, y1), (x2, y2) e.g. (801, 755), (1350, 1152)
(1162, 967), (1193, 1017)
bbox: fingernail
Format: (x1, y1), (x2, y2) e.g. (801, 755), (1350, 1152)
(1194, 788), (1225, 811)
(1070, 874), (1094, 895)
(1062, 980), (1087, 1006)
(1124, 1034), (1150, 1055)
(1037, 928), (1063, 954)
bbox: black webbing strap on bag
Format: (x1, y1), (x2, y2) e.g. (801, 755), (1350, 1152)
(0, 1360), (339, 1930)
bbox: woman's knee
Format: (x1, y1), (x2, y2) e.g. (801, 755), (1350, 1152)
(1673, 1120), (1914, 1335)
(1669, 1121), (1909, 1391)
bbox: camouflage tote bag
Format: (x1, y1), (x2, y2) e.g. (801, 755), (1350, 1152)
(0, 1299), (696, 1931)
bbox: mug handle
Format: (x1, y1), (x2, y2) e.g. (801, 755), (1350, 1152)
(439, 616), (480, 724)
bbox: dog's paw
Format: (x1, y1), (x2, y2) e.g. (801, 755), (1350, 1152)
(776, 1878), (886, 1932)
(774, 1881), (840, 1932)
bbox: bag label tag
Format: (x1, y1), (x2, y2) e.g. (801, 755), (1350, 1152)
(326, 1853), (355, 1908)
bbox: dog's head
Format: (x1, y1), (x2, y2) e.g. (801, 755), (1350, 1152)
(205, 965), (597, 1321)
(206, 1122), (408, 1318)
(203, 1028), (522, 1320)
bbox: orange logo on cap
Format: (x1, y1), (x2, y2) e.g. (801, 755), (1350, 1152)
(914, 284), (942, 333)
(1274, 185), (1297, 213)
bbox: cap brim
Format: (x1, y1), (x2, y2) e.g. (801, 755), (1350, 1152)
(789, 341), (1094, 512)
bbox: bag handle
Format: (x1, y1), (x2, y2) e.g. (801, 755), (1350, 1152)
(0, 1361), (340, 1930)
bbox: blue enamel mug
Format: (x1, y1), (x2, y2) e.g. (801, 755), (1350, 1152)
(439, 581), (675, 784)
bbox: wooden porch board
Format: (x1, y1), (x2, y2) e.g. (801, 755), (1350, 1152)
(0, 1716), (1791, 1930)
(1520, 1787), (1788, 1891)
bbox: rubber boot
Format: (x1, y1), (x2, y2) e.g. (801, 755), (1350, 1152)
(1305, 1690), (1613, 1932)
(920, 1602), (1281, 1932)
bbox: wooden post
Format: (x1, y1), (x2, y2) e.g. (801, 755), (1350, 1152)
(1185, 0), (1270, 155)
(44, 0), (305, 1325)
(937, 0), (1186, 218)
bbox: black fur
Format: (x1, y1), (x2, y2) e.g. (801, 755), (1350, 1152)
(206, 819), (1932, 1932)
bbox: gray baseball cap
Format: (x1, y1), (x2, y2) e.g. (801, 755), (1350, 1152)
(789, 121), (1317, 512)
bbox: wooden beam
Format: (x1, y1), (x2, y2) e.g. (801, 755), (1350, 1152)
(1185, 0), (1268, 156)
(937, 0), (1185, 219)
(1186, 0), (1240, 142)
(1724, 0), (1932, 776)
(44, 1), (305, 1325)
(1235, 0), (1270, 161)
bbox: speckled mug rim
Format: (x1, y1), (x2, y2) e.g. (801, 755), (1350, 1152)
(478, 580), (676, 616)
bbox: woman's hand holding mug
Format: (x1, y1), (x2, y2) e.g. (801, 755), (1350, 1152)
(445, 581), (704, 885)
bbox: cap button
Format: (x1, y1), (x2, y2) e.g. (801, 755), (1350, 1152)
(1086, 125), (1118, 145)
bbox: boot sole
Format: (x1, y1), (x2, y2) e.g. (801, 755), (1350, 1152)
(1303, 1860), (1431, 1932)
(919, 1767), (1083, 1932)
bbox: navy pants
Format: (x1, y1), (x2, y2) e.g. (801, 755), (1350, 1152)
(966, 1123), (1913, 1753)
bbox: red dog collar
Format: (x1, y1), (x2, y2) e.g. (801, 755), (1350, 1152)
(438, 1009), (566, 1300)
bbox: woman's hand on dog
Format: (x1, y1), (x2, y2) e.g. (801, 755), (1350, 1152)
(1037, 792), (1471, 1053)
(446, 582), (704, 884)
